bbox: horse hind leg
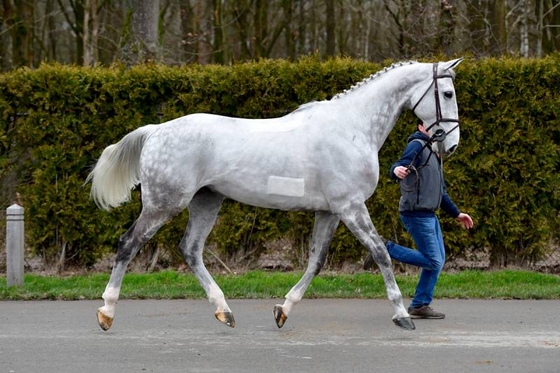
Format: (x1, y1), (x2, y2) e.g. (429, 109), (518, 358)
(97, 208), (176, 331)
(178, 188), (234, 327)
(274, 211), (339, 328)
(339, 203), (415, 330)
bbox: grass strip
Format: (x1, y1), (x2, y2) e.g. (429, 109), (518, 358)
(0, 269), (558, 301)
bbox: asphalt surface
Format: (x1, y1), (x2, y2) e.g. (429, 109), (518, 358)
(1, 299), (559, 373)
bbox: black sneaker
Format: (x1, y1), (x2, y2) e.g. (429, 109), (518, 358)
(407, 306), (445, 319)
(363, 236), (387, 270)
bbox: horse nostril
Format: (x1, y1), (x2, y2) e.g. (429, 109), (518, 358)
(448, 145), (457, 154)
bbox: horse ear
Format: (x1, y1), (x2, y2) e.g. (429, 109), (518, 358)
(442, 57), (464, 71)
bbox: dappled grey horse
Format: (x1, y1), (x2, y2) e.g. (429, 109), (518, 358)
(87, 58), (463, 332)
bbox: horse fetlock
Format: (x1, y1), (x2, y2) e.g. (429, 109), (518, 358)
(102, 287), (120, 305)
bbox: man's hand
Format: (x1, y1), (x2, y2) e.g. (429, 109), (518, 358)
(456, 213), (474, 229)
(393, 166), (410, 179)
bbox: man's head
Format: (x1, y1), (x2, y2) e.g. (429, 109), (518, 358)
(417, 122), (429, 136)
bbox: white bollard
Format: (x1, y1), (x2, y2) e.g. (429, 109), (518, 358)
(6, 204), (24, 286)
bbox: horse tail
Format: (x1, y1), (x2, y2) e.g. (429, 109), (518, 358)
(86, 125), (158, 211)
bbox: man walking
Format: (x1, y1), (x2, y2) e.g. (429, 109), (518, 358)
(364, 122), (473, 319)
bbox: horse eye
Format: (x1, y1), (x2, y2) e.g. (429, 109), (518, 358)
(444, 91), (453, 99)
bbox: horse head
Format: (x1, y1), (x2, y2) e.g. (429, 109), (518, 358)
(410, 58), (464, 157)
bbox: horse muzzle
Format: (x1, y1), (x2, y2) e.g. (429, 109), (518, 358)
(430, 125), (459, 157)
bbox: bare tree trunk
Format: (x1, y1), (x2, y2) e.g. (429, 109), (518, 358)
(179, 0), (195, 63)
(132, 0), (160, 61)
(384, 0), (406, 57)
(284, 0), (295, 60)
(0, 10), (7, 69)
(296, 0), (306, 55)
(160, 0), (182, 65)
(310, 0), (319, 52)
(363, 3), (370, 60)
(3, 0), (34, 67)
(337, 2), (347, 57)
(325, 0), (335, 57)
(537, 0), (544, 57)
(194, 0), (211, 64)
(56, 0), (85, 64)
(520, 0), (530, 56)
(47, 0), (57, 60)
(264, 2), (292, 58)
(91, 0), (99, 64)
(537, 0), (560, 56)
(232, 0), (251, 60)
(490, 0), (507, 55)
(254, 0), (267, 58)
(439, 0), (456, 55)
(84, 0), (92, 65)
(212, 0), (225, 63)
(119, 0), (161, 64)
(83, 0), (100, 65)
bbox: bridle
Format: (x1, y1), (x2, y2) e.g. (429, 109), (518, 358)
(411, 63), (460, 142)
(401, 62), (461, 188)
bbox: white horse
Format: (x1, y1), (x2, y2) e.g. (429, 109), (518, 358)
(87, 58), (463, 332)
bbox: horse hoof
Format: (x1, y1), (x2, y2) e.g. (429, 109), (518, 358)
(215, 310), (235, 328)
(97, 309), (113, 331)
(273, 305), (288, 328)
(393, 316), (415, 330)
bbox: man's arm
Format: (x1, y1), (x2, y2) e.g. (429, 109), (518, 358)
(389, 141), (424, 180)
(440, 186), (460, 218)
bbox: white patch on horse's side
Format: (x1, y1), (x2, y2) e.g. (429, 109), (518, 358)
(267, 176), (305, 197)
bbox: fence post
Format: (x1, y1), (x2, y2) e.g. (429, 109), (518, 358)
(6, 203), (24, 286)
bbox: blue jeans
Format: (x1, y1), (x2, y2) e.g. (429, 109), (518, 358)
(386, 214), (445, 308)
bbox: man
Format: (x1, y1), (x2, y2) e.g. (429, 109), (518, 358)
(364, 122), (473, 319)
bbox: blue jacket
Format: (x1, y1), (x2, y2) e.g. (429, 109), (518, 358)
(390, 131), (460, 218)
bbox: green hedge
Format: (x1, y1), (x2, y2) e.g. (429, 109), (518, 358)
(0, 56), (558, 268)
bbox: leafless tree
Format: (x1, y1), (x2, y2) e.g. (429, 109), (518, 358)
(118, 0), (161, 64)
(1, 0), (560, 71)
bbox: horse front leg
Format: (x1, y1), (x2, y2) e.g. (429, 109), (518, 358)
(97, 210), (170, 331)
(339, 203), (415, 330)
(179, 189), (234, 327)
(273, 211), (339, 328)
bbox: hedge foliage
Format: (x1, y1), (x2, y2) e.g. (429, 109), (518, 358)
(0, 56), (558, 268)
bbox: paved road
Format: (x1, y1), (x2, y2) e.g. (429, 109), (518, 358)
(1, 299), (559, 373)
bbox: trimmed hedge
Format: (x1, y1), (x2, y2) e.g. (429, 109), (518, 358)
(0, 56), (558, 268)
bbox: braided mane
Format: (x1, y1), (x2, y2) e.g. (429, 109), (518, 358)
(331, 60), (418, 100)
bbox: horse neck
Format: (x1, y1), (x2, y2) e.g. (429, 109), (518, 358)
(336, 65), (431, 148)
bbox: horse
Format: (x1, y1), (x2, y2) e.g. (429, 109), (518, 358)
(86, 58), (463, 332)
